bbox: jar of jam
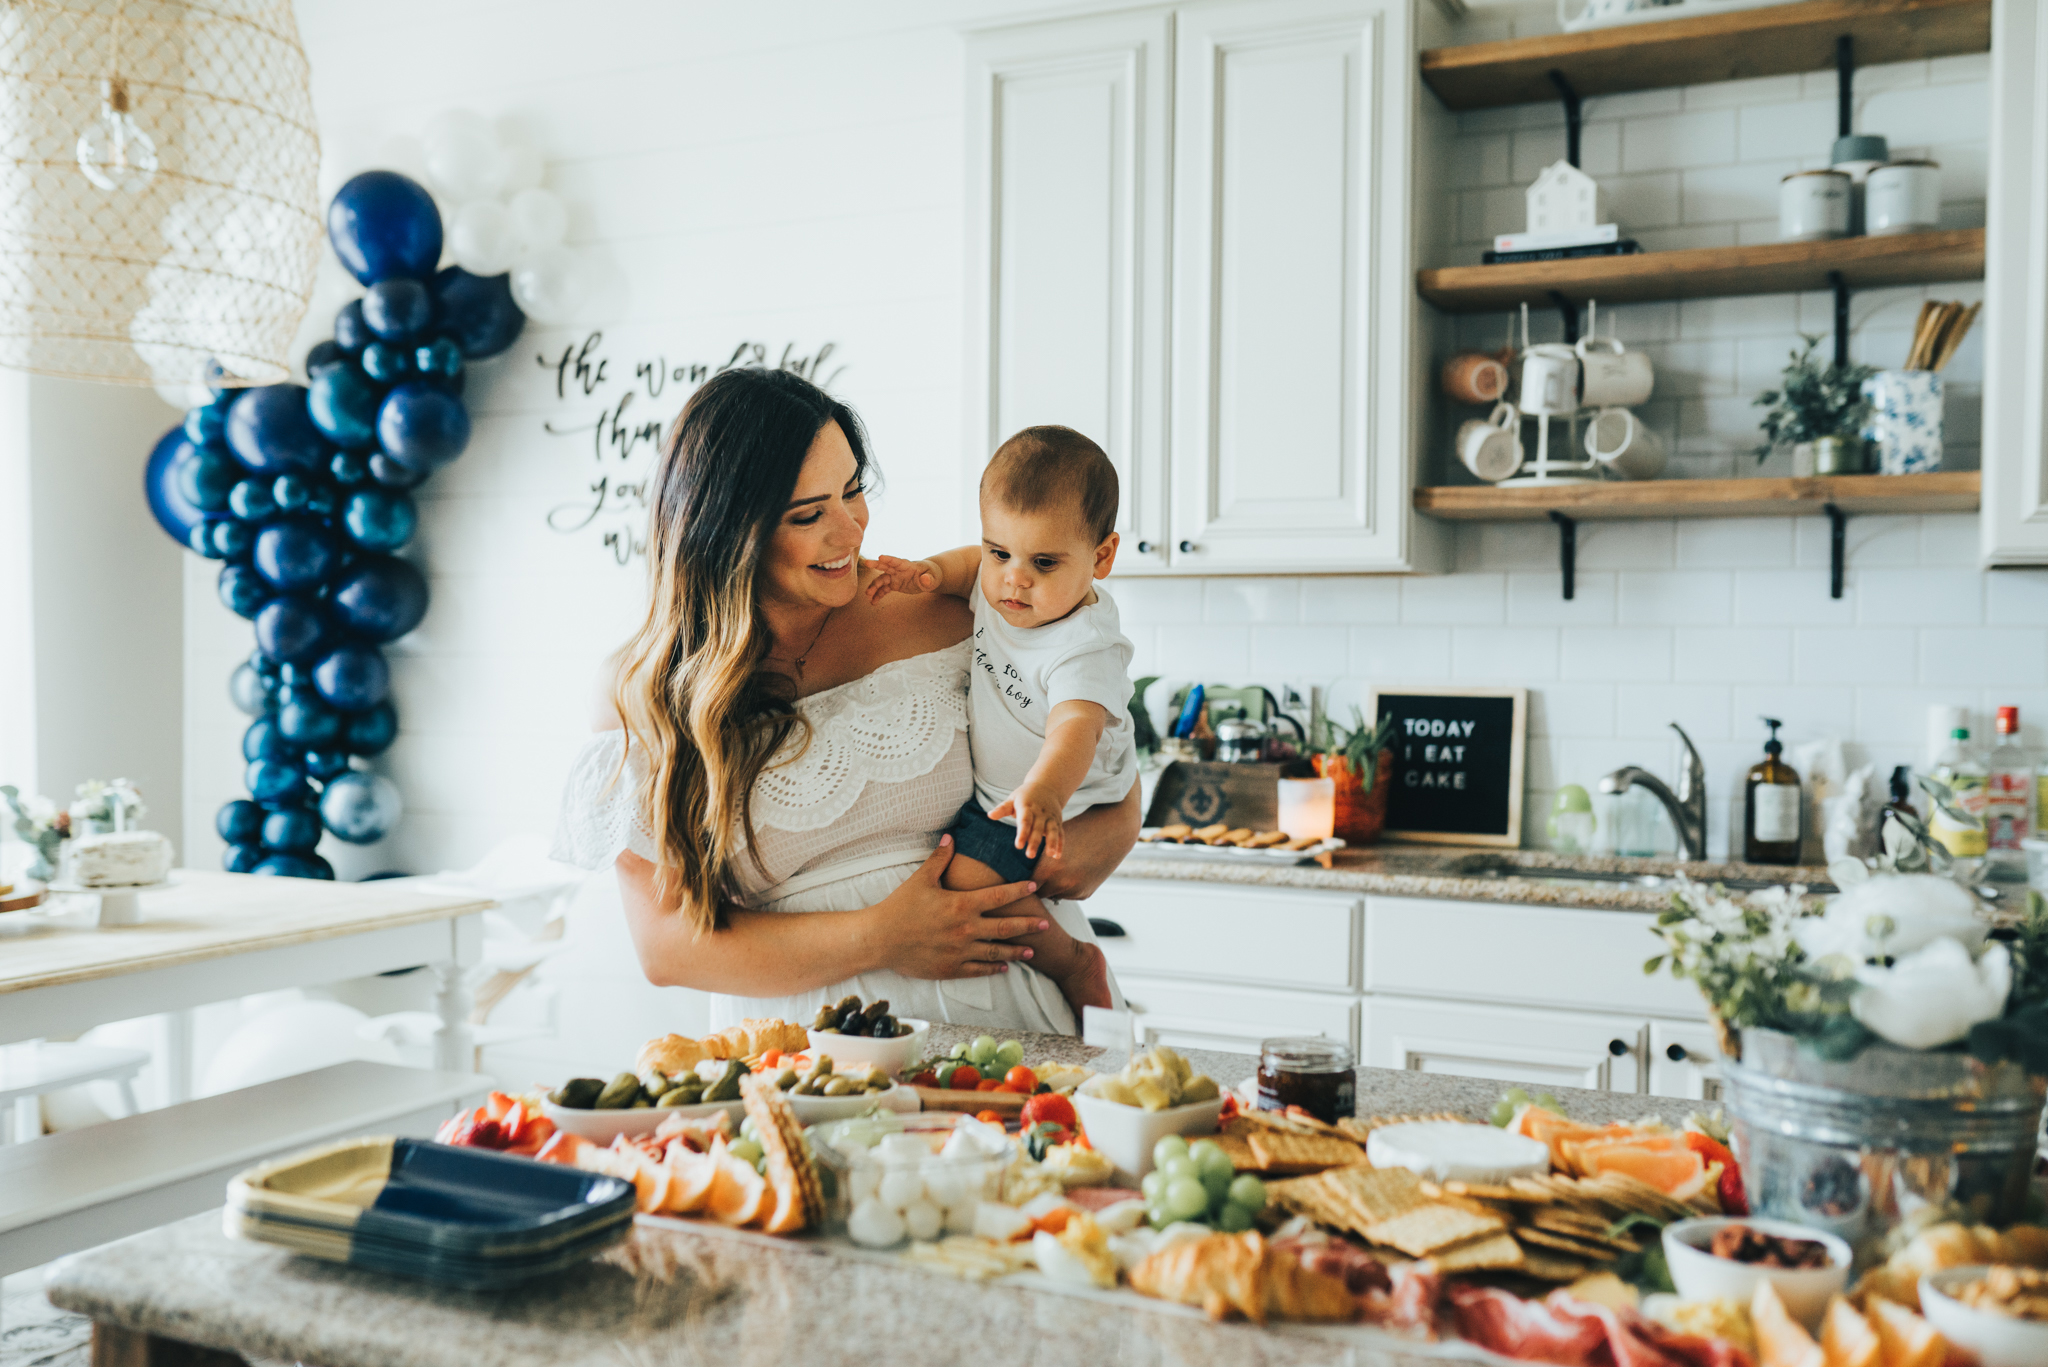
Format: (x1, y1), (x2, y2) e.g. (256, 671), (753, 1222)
(1256, 1037), (1355, 1124)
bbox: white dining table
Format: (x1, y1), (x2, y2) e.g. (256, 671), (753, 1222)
(0, 870), (493, 1101)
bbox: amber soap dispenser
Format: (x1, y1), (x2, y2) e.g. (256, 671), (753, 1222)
(1743, 716), (1802, 865)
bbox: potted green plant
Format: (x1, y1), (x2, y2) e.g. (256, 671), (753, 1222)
(1309, 707), (1396, 845)
(1753, 335), (1877, 475)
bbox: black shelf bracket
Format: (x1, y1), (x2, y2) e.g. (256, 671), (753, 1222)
(1549, 69), (1582, 168)
(1550, 509), (1577, 600)
(1836, 35), (1854, 139)
(1549, 289), (1581, 345)
(1829, 270), (1850, 368)
(1826, 502), (1847, 599)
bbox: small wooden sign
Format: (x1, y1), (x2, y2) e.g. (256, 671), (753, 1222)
(1365, 686), (1527, 847)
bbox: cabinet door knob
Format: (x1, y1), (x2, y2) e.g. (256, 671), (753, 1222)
(1666, 1043), (1688, 1063)
(1136, 541), (1154, 555)
(1178, 540), (1197, 554)
(1088, 917), (1126, 939)
(1607, 1038), (1632, 1057)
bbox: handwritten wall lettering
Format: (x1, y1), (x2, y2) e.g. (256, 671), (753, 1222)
(539, 333), (847, 563)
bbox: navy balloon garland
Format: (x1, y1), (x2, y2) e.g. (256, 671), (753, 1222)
(142, 170), (526, 879)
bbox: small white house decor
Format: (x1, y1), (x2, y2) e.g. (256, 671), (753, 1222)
(1526, 160), (1602, 234)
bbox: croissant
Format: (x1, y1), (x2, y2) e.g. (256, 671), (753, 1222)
(1130, 1231), (1353, 1325)
(636, 1033), (709, 1078)
(1856, 1222), (2048, 1312)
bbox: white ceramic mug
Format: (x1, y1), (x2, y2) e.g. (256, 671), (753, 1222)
(1519, 344), (1580, 417)
(1457, 402), (1524, 482)
(1584, 407), (1666, 480)
(1866, 161), (1940, 236)
(1576, 335), (1655, 408)
(1780, 170), (1850, 242)
(1559, 0), (1666, 32)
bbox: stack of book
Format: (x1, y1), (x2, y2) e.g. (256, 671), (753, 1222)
(1483, 225), (1640, 265)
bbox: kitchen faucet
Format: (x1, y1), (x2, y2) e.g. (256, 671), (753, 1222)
(1600, 723), (1707, 863)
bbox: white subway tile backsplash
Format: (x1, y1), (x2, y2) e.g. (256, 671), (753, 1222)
(1987, 571), (2048, 626)
(1604, 172), (1684, 230)
(1681, 160), (1803, 226)
(1508, 570), (1618, 625)
(1511, 122), (1620, 180)
(1302, 576), (1402, 624)
(1682, 73), (1805, 111)
(1862, 82), (1992, 150)
(1730, 685), (1855, 743)
(1562, 627), (1674, 681)
(1453, 627), (1560, 681)
(1250, 624), (1347, 678)
(1459, 521), (1557, 572)
(1919, 629), (2048, 688)
(1793, 628), (1917, 684)
(1205, 577), (1301, 623)
(1677, 291), (1800, 338)
(1528, 684), (1618, 739)
(1615, 683), (1733, 741)
(1402, 572), (1505, 624)
(1586, 88), (1685, 120)
(1676, 518), (1794, 568)
(1796, 514), (1920, 569)
(1349, 625), (1451, 681)
(1576, 521), (1676, 570)
(1673, 627), (1791, 683)
(1620, 571), (1733, 626)
(1855, 569), (1984, 625)
(1734, 100), (1839, 163)
(1155, 624), (1249, 678)
(1108, 577), (1205, 623)
(1622, 109), (1737, 172)
(1733, 569), (1857, 626)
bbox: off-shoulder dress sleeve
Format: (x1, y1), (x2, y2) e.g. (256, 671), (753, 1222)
(551, 729), (660, 868)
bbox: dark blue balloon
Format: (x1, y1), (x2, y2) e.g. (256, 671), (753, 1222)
(261, 806), (324, 852)
(252, 648), (281, 677)
(227, 384), (329, 474)
(413, 336), (463, 380)
(320, 771), (401, 844)
(431, 267), (525, 359)
(218, 563), (271, 618)
(223, 842), (265, 873)
(345, 702), (399, 756)
(330, 450), (371, 486)
(227, 477), (276, 521)
(330, 555), (428, 642)
(363, 278), (434, 341)
(246, 758), (309, 805)
(368, 453), (423, 488)
(209, 519), (255, 561)
(190, 517), (227, 559)
(360, 340), (411, 384)
(307, 364), (382, 449)
(217, 799), (265, 845)
(312, 645), (390, 711)
(304, 339), (346, 376)
(277, 695), (342, 746)
(342, 488), (416, 552)
(327, 171), (443, 286)
(252, 852), (333, 879)
(333, 300), (371, 354)
(183, 400), (230, 446)
(242, 716), (294, 762)
(253, 519), (337, 591)
(272, 474), (312, 513)
(305, 482), (336, 517)
(229, 661), (269, 716)
(253, 594), (328, 663)
(177, 444), (242, 512)
(143, 427), (204, 545)
(376, 382), (469, 472)
(302, 749), (352, 780)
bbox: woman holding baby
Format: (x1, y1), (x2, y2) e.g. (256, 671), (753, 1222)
(554, 368), (1139, 1034)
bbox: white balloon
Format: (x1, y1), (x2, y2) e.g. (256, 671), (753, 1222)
(507, 188), (567, 248)
(425, 129), (507, 204)
(499, 139), (544, 193)
(422, 108), (492, 159)
(450, 199), (520, 276)
(510, 244), (586, 324)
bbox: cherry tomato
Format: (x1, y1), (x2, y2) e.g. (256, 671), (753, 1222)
(1004, 1065), (1037, 1092)
(948, 1064), (983, 1091)
(909, 1070), (939, 1088)
(975, 1109), (1005, 1126)
(976, 1078), (1003, 1091)
(1019, 1093), (1077, 1132)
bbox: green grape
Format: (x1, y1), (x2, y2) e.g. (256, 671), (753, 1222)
(995, 1039), (1024, 1069)
(728, 1138), (764, 1166)
(1159, 1156), (1198, 1185)
(1227, 1175), (1267, 1211)
(966, 1035), (998, 1065)
(1215, 1202), (1255, 1233)
(1200, 1168), (1232, 1206)
(1140, 1171), (1167, 1203)
(1535, 1092), (1560, 1112)
(739, 1117), (759, 1141)
(1489, 1099), (1515, 1127)
(949, 1042), (969, 1059)
(1190, 1141), (1233, 1182)
(1146, 1202), (1172, 1230)
(1152, 1135), (1189, 1169)
(1163, 1177), (1209, 1222)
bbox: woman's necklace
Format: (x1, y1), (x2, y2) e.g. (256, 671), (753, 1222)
(767, 607), (834, 683)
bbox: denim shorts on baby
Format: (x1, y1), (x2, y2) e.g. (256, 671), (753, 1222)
(943, 798), (1039, 885)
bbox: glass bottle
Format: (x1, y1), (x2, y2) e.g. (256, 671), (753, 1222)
(1985, 706), (2034, 878)
(1930, 726), (1990, 859)
(1743, 717), (1802, 865)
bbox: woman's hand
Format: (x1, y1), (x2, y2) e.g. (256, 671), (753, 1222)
(869, 838), (1050, 978)
(862, 555), (941, 604)
(1030, 777), (1140, 901)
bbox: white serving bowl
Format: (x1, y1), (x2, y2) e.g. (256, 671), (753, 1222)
(1662, 1216), (1851, 1331)
(539, 1096), (743, 1143)
(804, 1017), (930, 1078)
(1920, 1266), (2048, 1367)
(1071, 1091), (1225, 1183)
(786, 1081), (918, 1124)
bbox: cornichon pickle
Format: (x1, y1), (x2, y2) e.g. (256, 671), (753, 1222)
(811, 1003), (840, 1030)
(822, 1076), (855, 1096)
(703, 1059), (746, 1102)
(654, 1087), (696, 1108)
(594, 1072), (641, 1109)
(549, 1077), (605, 1109)
(775, 1068), (799, 1091)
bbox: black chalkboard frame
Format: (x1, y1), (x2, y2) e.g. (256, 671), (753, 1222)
(1364, 685), (1528, 848)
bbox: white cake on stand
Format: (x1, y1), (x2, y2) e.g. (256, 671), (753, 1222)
(64, 831), (174, 887)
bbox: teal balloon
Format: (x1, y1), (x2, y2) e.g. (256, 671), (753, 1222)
(177, 444), (242, 512)
(223, 842), (264, 873)
(345, 702), (398, 756)
(246, 759), (308, 806)
(218, 564), (270, 618)
(341, 488), (416, 551)
(228, 662), (269, 716)
(227, 478), (276, 521)
(261, 806), (323, 852)
(276, 695), (341, 746)
(253, 852), (333, 879)
(216, 799), (264, 845)
(320, 771), (400, 844)
(307, 365), (382, 449)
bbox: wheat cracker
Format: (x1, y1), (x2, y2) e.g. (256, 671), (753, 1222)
(1368, 1203), (1509, 1258)
(1426, 1231), (1527, 1274)
(1247, 1130), (1370, 1175)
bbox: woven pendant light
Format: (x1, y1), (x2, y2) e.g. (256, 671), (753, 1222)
(0, 0), (322, 387)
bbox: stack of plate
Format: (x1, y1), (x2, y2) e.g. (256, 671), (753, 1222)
(226, 1136), (635, 1289)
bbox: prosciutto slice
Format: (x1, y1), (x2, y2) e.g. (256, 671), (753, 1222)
(1448, 1286), (1753, 1367)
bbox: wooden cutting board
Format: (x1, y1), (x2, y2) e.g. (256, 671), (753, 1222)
(913, 1086), (1027, 1114)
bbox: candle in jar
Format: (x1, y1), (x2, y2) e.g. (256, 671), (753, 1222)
(1276, 777), (1335, 842)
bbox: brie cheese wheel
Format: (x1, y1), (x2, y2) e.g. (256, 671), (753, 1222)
(66, 831), (173, 887)
(1365, 1121), (1550, 1183)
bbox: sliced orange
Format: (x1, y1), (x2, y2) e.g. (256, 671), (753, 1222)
(706, 1148), (769, 1227)
(1753, 1282), (1823, 1367)
(1821, 1295), (1879, 1367)
(1573, 1135), (1706, 1193)
(662, 1144), (718, 1215)
(1866, 1298), (1948, 1367)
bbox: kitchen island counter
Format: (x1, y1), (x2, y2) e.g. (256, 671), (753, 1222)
(45, 1031), (1691, 1367)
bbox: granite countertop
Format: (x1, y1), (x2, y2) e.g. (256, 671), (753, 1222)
(46, 1030), (1692, 1367)
(1111, 843), (1834, 913)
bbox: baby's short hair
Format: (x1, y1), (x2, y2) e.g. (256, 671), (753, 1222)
(980, 425), (1119, 544)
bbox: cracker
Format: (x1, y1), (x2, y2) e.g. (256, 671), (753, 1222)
(1526, 1205), (1616, 1235)
(739, 1073), (823, 1231)
(1426, 1231), (1527, 1273)
(1212, 1132), (1261, 1170)
(1514, 1227), (1619, 1261)
(1247, 1130), (1368, 1175)
(1225, 1111), (1323, 1138)
(1517, 1250), (1593, 1282)
(1432, 1179), (1533, 1203)
(1336, 1112), (1462, 1145)
(1368, 1203), (1509, 1257)
(1327, 1165), (1428, 1224)
(1591, 1171), (1691, 1221)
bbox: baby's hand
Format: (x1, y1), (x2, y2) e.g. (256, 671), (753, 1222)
(989, 783), (1065, 862)
(863, 555), (942, 604)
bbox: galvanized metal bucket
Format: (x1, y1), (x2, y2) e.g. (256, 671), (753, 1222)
(1722, 1028), (2046, 1270)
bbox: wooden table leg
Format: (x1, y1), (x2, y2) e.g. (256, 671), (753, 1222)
(92, 1322), (249, 1367)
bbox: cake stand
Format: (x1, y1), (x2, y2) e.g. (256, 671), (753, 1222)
(47, 877), (174, 927)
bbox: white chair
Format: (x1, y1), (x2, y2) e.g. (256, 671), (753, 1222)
(0, 1041), (145, 1144)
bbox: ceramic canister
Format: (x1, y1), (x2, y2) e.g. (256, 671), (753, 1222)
(1780, 170), (1850, 242)
(1860, 369), (1943, 474)
(1866, 161), (1941, 236)
(1830, 133), (1889, 235)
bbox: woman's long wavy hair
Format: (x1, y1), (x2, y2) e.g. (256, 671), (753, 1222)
(612, 367), (874, 934)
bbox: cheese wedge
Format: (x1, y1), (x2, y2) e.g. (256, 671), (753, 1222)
(1365, 1121), (1551, 1183)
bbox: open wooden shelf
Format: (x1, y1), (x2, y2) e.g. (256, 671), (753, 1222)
(1417, 229), (1983, 312)
(1420, 0), (1989, 111)
(1412, 470), (1979, 522)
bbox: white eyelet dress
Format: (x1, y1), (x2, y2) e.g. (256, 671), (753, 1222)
(551, 641), (1114, 1034)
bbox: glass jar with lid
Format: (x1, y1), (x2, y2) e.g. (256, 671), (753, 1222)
(1257, 1037), (1355, 1124)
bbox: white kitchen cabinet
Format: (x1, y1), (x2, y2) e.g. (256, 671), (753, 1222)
(1089, 878), (1360, 990)
(1119, 974), (1358, 1054)
(1982, 0), (2048, 564)
(965, 1), (1447, 575)
(1647, 1020), (1724, 1103)
(1364, 996), (1646, 1094)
